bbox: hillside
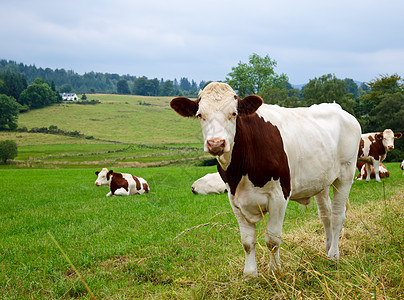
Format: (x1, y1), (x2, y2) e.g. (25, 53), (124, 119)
(0, 94), (210, 168)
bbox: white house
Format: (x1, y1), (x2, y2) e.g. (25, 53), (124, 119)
(60, 93), (79, 101)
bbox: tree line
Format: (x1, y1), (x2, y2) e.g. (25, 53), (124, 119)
(0, 59), (205, 97)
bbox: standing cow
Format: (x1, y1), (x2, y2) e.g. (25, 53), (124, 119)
(170, 82), (361, 277)
(95, 168), (149, 196)
(357, 129), (402, 182)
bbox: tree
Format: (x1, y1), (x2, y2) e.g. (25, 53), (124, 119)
(0, 140), (18, 164)
(117, 79), (131, 94)
(357, 74), (403, 132)
(0, 94), (19, 130)
(225, 53), (287, 97)
(0, 70), (27, 100)
(301, 74), (355, 114)
(18, 78), (61, 109)
(159, 80), (176, 96)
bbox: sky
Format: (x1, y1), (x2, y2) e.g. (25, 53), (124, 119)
(1, 0), (403, 85)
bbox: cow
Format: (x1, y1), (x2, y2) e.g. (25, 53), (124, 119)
(357, 129), (402, 182)
(356, 162), (389, 180)
(401, 160), (404, 175)
(170, 82), (361, 277)
(191, 172), (227, 194)
(94, 168), (149, 196)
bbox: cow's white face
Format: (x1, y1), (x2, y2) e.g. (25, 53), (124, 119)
(378, 129), (402, 150)
(170, 82), (263, 157)
(197, 87), (238, 155)
(95, 168), (112, 187)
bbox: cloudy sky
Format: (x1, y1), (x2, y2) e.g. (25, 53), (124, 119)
(1, 0), (403, 85)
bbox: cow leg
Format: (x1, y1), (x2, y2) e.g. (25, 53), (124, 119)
(365, 162), (372, 182)
(229, 201), (258, 277)
(265, 195), (288, 274)
(106, 191), (112, 197)
(114, 188), (130, 196)
(373, 160), (381, 182)
(314, 187), (332, 254)
(328, 178), (351, 259)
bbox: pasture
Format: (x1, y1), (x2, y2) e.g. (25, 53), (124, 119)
(0, 94), (403, 298)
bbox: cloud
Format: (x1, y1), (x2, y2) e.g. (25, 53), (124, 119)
(1, 0), (403, 84)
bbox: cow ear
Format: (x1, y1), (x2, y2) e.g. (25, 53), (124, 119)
(376, 133), (383, 140)
(394, 132), (402, 139)
(170, 97), (200, 117)
(108, 170), (114, 175)
(95, 171), (99, 176)
(237, 95), (263, 116)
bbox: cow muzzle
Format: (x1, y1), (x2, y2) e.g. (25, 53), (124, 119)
(95, 182), (100, 186)
(388, 145), (394, 150)
(206, 138), (226, 156)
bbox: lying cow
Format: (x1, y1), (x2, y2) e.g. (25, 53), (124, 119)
(191, 172), (227, 194)
(356, 162), (389, 180)
(357, 129), (402, 182)
(94, 168), (149, 196)
(170, 82), (361, 277)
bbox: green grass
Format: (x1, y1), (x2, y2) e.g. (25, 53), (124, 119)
(16, 94), (203, 144)
(0, 163), (403, 299)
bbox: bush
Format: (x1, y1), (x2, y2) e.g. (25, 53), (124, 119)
(0, 140), (18, 163)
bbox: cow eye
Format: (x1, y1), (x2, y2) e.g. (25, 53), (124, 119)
(195, 112), (204, 119)
(230, 111), (238, 119)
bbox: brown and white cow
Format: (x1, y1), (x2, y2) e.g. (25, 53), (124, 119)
(170, 82), (361, 277)
(357, 129), (402, 182)
(356, 162), (389, 180)
(94, 168), (149, 196)
(191, 172), (227, 194)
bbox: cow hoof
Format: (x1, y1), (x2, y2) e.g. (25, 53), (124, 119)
(243, 272), (258, 280)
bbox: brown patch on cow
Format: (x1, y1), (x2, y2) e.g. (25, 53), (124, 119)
(110, 173), (128, 195)
(368, 136), (385, 160)
(358, 138), (364, 158)
(243, 243), (251, 255)
(368, 135), (375, 142)
(143, 183), (149, 193)
(356, 161), (365, 171)
(132, 176), (141, 190)
(217, 113), (291, 200)
(357, 163), (390, 180)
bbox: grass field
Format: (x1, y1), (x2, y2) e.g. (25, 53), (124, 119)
(0, 96), (403, 298)
(0, 164), (403, 299)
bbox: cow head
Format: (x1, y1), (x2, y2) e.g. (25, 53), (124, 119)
(95, 168), (113, 186)
(170, 82), (262, 157)
(376, 129), (402, 150)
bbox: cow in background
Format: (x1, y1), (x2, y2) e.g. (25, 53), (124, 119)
(356, 162), (389, 180)
(95, 168), (149, 196)
(170, 82), (361, 277)
(357, 129), (402, 182)
(401, 160), (404, 175)
(192, 172), (227, 194)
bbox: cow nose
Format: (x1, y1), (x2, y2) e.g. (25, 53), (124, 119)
(95, 182), (99, 186)
(191, 186), (197, 194)
(206, 138), (226, 156)
(388, 145), (394, 150)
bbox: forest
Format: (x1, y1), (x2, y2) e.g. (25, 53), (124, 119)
(0, 59), (203, 97)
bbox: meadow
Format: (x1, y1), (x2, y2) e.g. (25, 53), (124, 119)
(0, 95), (403, 299)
